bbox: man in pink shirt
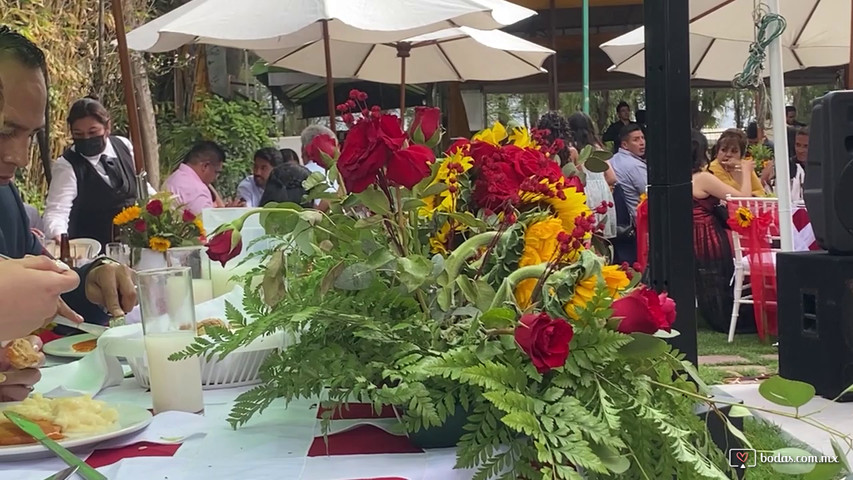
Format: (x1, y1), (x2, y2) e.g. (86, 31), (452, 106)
(162, 141), (226, 215)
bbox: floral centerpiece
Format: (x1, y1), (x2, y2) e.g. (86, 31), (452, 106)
(113, 193), (206, 252)
(113, 193), (207, 269)
(176, 91), (850, 479)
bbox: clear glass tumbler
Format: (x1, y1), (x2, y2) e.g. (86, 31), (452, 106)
(137, 267), (204, 414)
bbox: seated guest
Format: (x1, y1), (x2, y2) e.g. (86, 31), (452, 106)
(259, 161), (312, 208)
(763, 127), (808, 203)
(609, 124), (647, 265)
(237, 147), (282, 207)
(300, 125), (340, 211)
(690, 130), (756, 333)
(280, 148), (299, 164)
(0, 26), (138, 400)
(609, 124), (647, 223)
(708, 128), (765, 197)
(162, 141), (227, 215)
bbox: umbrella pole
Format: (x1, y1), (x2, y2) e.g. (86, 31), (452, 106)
(110, 0), (148, 198)
(767, 0), (793, 251)
(322, 20), (336, 133)
(397, 43), (411, 127)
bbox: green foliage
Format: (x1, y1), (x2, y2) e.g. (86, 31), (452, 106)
(156, 94), (275, 199)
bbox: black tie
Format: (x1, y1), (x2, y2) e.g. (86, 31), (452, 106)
(99, 155), (124, 189)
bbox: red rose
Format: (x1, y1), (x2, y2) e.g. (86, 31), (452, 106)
(514, 312), (574, 374)
(505, 145), (563, 183)
(146, 199), (163, 216)
(182, 210), (196, 223)
(408, 106), (442, 148)
(613, 286), (677, 334)
(206, 229), (243, 267)
(386, 145), (434, 189)
(472, 157), (521, 211)
(133, 219), (147, 233)
(305, 133), (339, 169)
(337, 114), (408, 193)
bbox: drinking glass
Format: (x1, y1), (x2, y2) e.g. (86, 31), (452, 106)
(106, 242), (131, 266)
(137, 267), (204, 414)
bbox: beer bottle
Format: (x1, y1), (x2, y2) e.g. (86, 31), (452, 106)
(59, 233), (75, 268)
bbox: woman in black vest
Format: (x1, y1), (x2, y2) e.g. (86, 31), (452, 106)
(43, 96), (140, 248)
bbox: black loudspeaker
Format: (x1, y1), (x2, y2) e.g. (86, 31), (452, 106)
(804, 90), (853, 254)
(777, 252), (853, 400)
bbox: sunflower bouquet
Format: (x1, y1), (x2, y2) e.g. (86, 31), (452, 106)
(113, 193), (206, 252)
(171, 92), (838, 479)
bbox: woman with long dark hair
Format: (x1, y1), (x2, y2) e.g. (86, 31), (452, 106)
(567, 112), (617, 239)
(690, 130), (755, 332)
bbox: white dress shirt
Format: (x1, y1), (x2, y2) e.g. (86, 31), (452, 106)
(237, 176), (264, 207)
(43, 136), (155, 239)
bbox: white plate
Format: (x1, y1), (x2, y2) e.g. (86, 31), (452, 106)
(43, 334), (97, 359)
(0, 403), (152, 461)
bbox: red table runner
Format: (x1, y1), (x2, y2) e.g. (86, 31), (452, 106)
(309, 403), (423, 457)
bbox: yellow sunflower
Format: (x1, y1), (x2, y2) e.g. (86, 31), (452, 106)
(113, 205), (141, 225)
(508, 127), (537, 150)
(420, 150), (473, 218)
(193, 218), (206, 237)
(429, 222), (453, 255)
(563, 265), (629, 319)
(519, 180), (590, 233)
(148, 236), (171, 252)
(514, 218), (565, 309)
(472, 122), (508, 146)
(735, 206), (753, 228)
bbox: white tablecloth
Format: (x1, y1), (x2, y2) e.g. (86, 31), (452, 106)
(4, 375), (474, 480)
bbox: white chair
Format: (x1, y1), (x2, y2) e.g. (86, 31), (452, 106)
(726, 196), (779, 343)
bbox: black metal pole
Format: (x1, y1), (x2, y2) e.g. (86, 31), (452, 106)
(644, 0), (697, 365)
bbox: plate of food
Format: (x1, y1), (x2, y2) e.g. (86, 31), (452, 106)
(43, 334), (98, 358)
(0, 394), (152, 461)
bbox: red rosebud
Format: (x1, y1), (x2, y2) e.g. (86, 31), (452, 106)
(342, 113), (355, 125)
(445, 138), (471, 156)
(514, 312), (574, 374)
(146, 199), (163, 217)
(206, 229), (243, 267)
(133, 219), (147, 233)
(346, 99), (356, 108)
(182, 209), (196, 223)
(613, 286), (677, 334)
(305, 133), (339, 169)
(386, 145), (434, 190)
(337, 103), (348, 112)
(371, 105), (381, 113)
(357, 91), (368, 101)
(407, 106), (443, 148)
(349, 89), (360, 100)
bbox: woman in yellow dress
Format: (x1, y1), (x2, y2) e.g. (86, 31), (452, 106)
(708, 128), (765, 197)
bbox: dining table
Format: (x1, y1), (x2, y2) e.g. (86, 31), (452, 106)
(4, 346), (476, 480)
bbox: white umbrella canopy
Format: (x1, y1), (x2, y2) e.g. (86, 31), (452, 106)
(258, 26), (553, 84)
(126, 0), (536, 130)
(600, 0), (850, 81)
(126, 0), (535, 52)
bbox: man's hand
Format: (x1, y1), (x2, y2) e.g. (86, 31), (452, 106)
(85, 262), (138, 317)
(0, 336), (44, 402)
(225, 198), (246, 208)
(0, 256), (80, 340)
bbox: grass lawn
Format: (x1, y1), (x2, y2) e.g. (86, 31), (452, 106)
(696, 326), (778, 385)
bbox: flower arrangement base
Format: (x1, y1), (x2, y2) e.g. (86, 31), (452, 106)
(407, 405), (468, 449)
(132, 247), (213, 303)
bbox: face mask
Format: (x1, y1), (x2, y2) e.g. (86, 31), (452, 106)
(74, 136), (107, 157)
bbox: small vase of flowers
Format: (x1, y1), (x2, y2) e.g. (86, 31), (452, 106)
(113, 193), (208, 273)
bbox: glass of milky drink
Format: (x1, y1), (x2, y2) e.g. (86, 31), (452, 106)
(136, 267), (204, 415)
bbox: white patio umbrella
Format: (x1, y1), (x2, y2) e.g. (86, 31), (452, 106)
(600, 0), (850, 81)
(126, 0), (536, 130)
(257, 27), (554, 115)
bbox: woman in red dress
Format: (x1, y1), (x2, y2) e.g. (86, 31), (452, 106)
(691, 130), (755, 332)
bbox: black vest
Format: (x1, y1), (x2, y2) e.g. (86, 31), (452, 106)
(64, 136), (138, 247)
